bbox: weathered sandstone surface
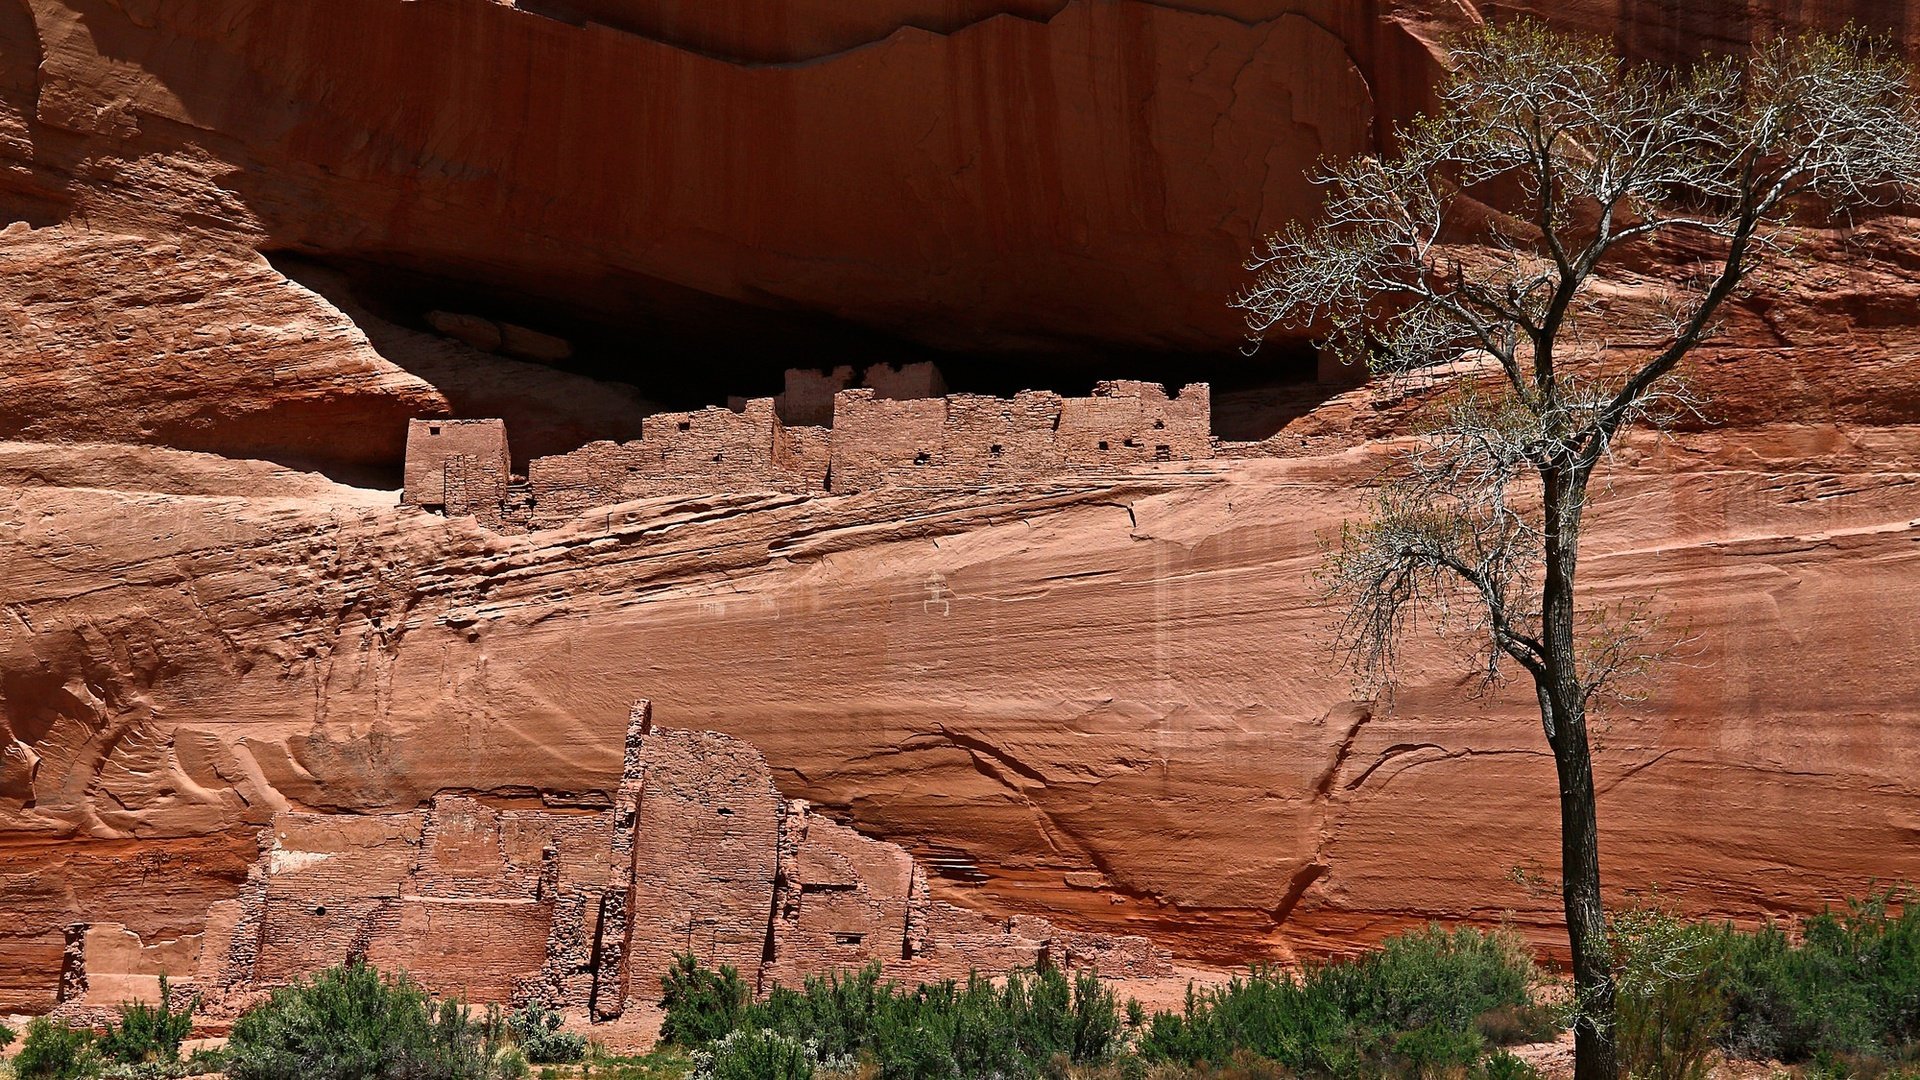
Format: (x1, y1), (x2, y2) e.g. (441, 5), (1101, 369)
(4, 356), (1918, 1011)
(42, 703), (1168, 1035)
(2, 0), (1919, 1026)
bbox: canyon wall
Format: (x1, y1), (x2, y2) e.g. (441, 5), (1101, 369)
(2, 0), (1919, 1023)
(4, 323), (1917, 1010)
(44, 704), (1167, 1030)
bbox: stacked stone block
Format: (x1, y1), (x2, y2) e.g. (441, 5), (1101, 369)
(62, 703), (1171, 1022)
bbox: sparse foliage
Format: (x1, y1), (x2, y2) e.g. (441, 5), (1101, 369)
(1611, 903), (1728, 1080)
(1236, 19), (1920, 1080)
(1139, 925), (1543, 1077)
(505, 1002), (585, 1065)
(96, 975), (196, 1067)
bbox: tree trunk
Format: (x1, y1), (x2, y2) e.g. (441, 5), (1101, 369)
(1551, 698), (1618, 1080)
(1541, 468), (1620, 1080)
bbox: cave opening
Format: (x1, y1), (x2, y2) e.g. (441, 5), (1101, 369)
(288, 254), (1335, 470)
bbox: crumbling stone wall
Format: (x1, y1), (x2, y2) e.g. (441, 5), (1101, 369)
(733, 362), (950, 426)
(823, 392), (949, 494)
(622, 726), (784, 1001)
(763, 805), (1100, 986)
(1057, 381), (1211, 467)
(403, 419), (510, 510)
(57, 702), (1171, 1023)
(825, 381), (1210, 494)
(526, 399), (826, 526)
(421, 379), (1213, 530)
(860, 361), (947, 401)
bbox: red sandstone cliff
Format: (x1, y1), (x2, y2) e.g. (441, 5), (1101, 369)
(1, 0), (1919, 1019)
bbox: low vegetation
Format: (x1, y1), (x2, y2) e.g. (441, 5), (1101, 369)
(93, 975), (197, 1075)
(659, 926), (1550, 1079)
(654, 893), (1919, 1079)
(1136, 927), (1554, 1077)
(505, 1003), (587, 1066)
(4, 891), (1911, 1080)
(14, 1017), (96, 1080)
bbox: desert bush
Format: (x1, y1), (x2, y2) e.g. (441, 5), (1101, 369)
(660, 957), (1123, 1078)
(0, 1021), (15, 1050)
(766, 965), (1122, 1078)
(224, 960), (491, 1080)
(654, 929), (1543, 1078)
(505, 1002), (585, 1064)
(690, 1028), (842, 1080)
(659, 954), (749, 1049)
(492, 1046), (530, 1080)
(14, 1017), (95, 1080)
(1716, 889), (1920, 1067)
(1610, 906), (1726, 1080)
(97, 975), (197, 1067)
(1472, 1004), (1560, 1048)
(1471, 1049), (1541, 1080)
(1139, 926), (1538, 1077)
(1141, 968), (1357, 1076)
(182, 1047), (227, 1077)
(92, 1065), (199, 1080)
(568, 1045), (696, 1080)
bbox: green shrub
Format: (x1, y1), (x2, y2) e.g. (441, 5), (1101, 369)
(0, 1021), (15, 1051)
(1391, 1021), (1486, 1076)
(1141, 967), (1359, 1076)
(1611, 906), (1726, 1080)
(1471, 1049), (1542, 1080)
(183, 1047), (228, 1077)
(93, 1064), (200, 1080)
(567, 1045), (695, 1080)
(98, 974), (197, 1066)
(492, 1046), (530, 1080)
(659, 954), (749, 1049)
(506, 1002), (585, 1064)
(14, 1017), (94, 1080)
(1716, 889), (1920, 1066)
(224, 960), (491, 1080)
(658, 957), (1123, 1079)
(690, 1028), (831, 1080)
(1140, 926), (1538, 1078)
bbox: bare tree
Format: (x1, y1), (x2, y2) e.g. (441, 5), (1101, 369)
(1234, 20), (1920, 1080)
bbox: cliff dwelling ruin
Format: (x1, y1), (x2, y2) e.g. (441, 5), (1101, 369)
(401, 372), (1226, 530)
(47, 701), (1169, 1031)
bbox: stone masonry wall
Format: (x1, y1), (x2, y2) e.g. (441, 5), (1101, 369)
(499, 379), (1213, 529)
(403, 419), (510, 509)
(525, 399), (826, 526)
(55, 702), (1171, 1025)
(621, 725), (785, 1002)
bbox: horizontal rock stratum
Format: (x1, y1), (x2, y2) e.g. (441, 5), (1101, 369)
(2, 0), (1920, 1021)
